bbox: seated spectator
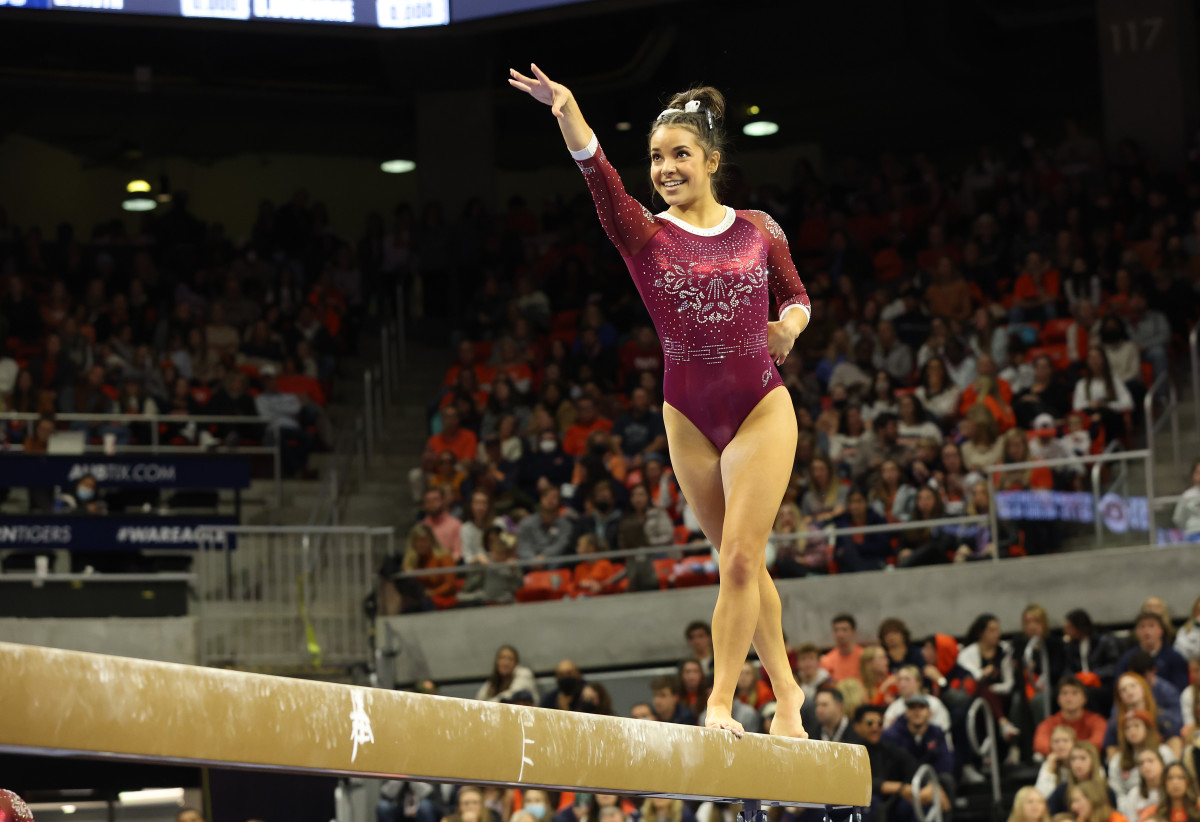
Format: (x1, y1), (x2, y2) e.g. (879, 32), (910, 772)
(459, 490), (495, 565)
(562, 397), (612, 458)
(1036, 676), (1109, 757)
(475, 645), (538, 703)
(832, 489), (892, 572)
(802, 454), (848, 524)
(617, 482), (673, 551)
(897, 394), (943, 447)
(862, 371), (899, 423)
(852, 413), (911, 484)
(1123, 751), (1167, 822)
(678, 659), (711, 715)
(1038, 726), (1079, 801)
(1016, 355), (1073, 428)
(883, 665), (952, 733)
(1104, 671), (1182, 757)
(872, 321), (914, 385)
(961, 405), (1005, 473)
(879, 617), (924, 672)
(1176, 593), (1200, 661)
(60, 364), (121, 442)
(1009, 787), (1051, 822)
(925, 255), (972, 323)
(1119, 613), (1191, 694)
(58, 472), (107, 515)
(516, 430), (573, 501)
(569, 533), (616, 596)
(395, 523), (457, 612)
(254, 364), (316, 477)
(1109, 720), (1174, 812)
(897, 485), (957, 567)
(861, 645), (897, 707)
(869, 459), (917, 522)
(952, 477), (1019, 562)
(882, 695), (956, 807)
(914, 357), (962, 427)
(650, 675), (696, 725)
(735, 661), (774, 712)
(421, 487), (464, 562)
(1124, 291), (1170, 398)
(1074, 345), (1134, 443)
(772, 501), (822, 577)
(854, 703), (936, 822)
(958, 613), (1020, 742)
(815, 686), (861, 743)
(539, 659), (585, 711)
(640, 798), (696, 822)
(611, 387), (668, 467)
(1172, 461), (1200, 542)
(459, 527), (523, 606)
(516, 485), (573, 566)
(1011, 251), (1061, 325)
(1141, 763), (1200, 822)
(208, 371), (261, 442)
(479, 377), (531, 441)
(968, 306), (1010, 365)
(1046, 741), (1119, 815)
(795, 643), (831, 702)
(572, 479), (622, 551)
(821, 613), (865, 682)
(960, 370), (1017, 434)
(936, 441), (971, 512)
(411, 406), (480, 502)
(684, 621), (714, 678)
(1064, 608), (1123, 716)
(428, 450), (468, 510)
(1067, 781), (1127, 822)
(1001, 338), (1036, 395)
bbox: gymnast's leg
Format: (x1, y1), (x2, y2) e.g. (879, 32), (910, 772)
(664, 387), (805, 737)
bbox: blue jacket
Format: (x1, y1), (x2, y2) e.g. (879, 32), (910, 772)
(881, 720), (954, 776)
(1116, 644), (1190, 693)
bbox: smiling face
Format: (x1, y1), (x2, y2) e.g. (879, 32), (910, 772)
(650, 126), (718, 209)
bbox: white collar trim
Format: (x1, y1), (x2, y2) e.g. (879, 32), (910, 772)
(656, 205), (736, 237)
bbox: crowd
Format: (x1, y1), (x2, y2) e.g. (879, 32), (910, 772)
(376, 595), (1200, 822)
(389, 123), (1200, 611)
(0, 189), (365, 495)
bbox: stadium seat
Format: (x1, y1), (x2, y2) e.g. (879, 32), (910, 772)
(1040, 318), (1074, 345)
(671, 555), (718, 588)
(652, 558), (676, 590)
(515, 570), (572, 602)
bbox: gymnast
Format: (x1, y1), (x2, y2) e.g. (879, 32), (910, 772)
(509, 64), (811, 738)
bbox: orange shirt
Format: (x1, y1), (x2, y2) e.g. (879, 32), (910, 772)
(572, 559), (615, 592)
(820, 645), (864, 682)
(414, 553), (457, 598)
(562, 418), (613, 457)
(1013, 269), (1061, 302)
(958, 379), (1013, 416)
(442, 363), (496, 391)
(428, 428), (478, 464)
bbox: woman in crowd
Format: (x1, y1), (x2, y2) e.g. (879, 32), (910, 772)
(772, 500), (824, 577)
(953, 477), (1019, 562)
(830, 405), (869, 470)
(937, 441), (971, 512)
(1145, 763), (1200, 822)
(1098, 316), (1142, 399)
(571, 533), (618, 596)
(898, 393), (944, 446)
(1011, 787), (1052, 822)
(480, 375), (532, 440)
(678, 658), (711, 716)
(1016, 354), (1073, 429)
(1073, 346), (1133, 443)
(1171, 462), (1200, 543)
(879, 617), (925, 672)
(1107, 674), (1179, 758)
(641, 798), (698, 822)
(1039, 726), (1081, 799)
(860, 644), (897, 707)
(1015, 603), (1068, 735)
(617, 482), (674, 551)
(1048, 741), (1121, 815)
(1109, 711), (1177, 798)
(832, 488), (892, 572)
(869, 459), (917, 522)
(862, 371), (899, 423)
(915, 356), (962, 427)
(897, 485), (957, 567)
(1120, 749), (1167, 822)
(802, 454), (848, 524)
(969, 306), (1011, 365)
(961, 405), (1005, 473)
(963, 373), (1017, 434)
(475, 644), (538, 702)
(959, 613), (1020, 741)
(1068, 780), (1129, 822)
(398, 523), (457, 612)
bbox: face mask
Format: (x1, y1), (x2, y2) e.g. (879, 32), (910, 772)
(526, 805), (547, 820)
(77, 486), (95, 502)
(579, 700), (599, 713)
(590, 442), (608, 455)
(539, 439), (556, 453)
(557, 675), (582, 696)
(594, 500), (612, 514)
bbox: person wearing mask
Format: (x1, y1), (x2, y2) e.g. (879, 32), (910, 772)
(516, 431), (573, 501)
(539, 659), (585, 711)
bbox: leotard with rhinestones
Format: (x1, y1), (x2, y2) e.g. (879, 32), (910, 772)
(571, 133), (811, 453)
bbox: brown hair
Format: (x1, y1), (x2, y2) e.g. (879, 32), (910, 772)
(1067, 781), (1114, 822)
(649, 86), (729, 201)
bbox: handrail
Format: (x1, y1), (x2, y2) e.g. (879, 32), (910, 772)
(965, 698), (1002, 807)
(1190, 325), (1199, 436)
(1091, 441), (1122, 550)
(0, 573), (197, 583)
(385, 514), (989, 581)
(5, 444), (276, 455)
(1, 411), (270, 424)
(911, 763), (943, 822)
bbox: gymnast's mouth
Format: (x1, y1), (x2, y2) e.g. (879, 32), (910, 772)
(662, 179), (686, 189)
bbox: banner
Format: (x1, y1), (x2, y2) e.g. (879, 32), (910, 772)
(0, 516), (238, 551)
(995, 491), (1149, 532)
(0, 455), (252, 489)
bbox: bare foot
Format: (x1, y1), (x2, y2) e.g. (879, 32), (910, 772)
(769, 686), (809, 739)
(705, 702), (745, 738)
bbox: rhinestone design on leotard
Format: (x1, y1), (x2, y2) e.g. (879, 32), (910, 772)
(571, 134), (811, 453)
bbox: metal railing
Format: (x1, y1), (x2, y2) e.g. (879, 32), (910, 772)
(1145, 371), (1182, 507)
(195, 525), (394, 670)
(911, 764), (944, 822)
(1190, 325), (1199, 436)
(1091, 441), (1124, 550)
(966, 697), (1002, 810)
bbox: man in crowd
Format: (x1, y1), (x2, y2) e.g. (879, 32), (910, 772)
(650, 675), (696, 725)
(685, 621), (715, 678)
(883, 665), (951, 733)
(611, 386), (668, 470)
(855, 704), (939, 822)
(515, 485), (573, 566)
(1117, 611), (1190, 692)
(421, 487), (463, 562)
(881, 696), (955, 810)
(815, 686), (861, 744)
(630, 703), (656, 721)
(821, 613), (864, 681)
(795, 642), (831, 703)
(1032, 675), (1107, 756)
(540, 659), (585, 711)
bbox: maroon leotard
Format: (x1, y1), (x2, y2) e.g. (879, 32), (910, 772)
(572, 133), (811, 453)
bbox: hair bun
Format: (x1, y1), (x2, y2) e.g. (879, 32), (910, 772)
(666, 86), (726, 123)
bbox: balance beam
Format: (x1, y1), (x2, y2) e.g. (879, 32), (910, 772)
(0, 642), (871, 809)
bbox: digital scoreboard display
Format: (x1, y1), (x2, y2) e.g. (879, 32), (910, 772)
(0, 0), (594, 26)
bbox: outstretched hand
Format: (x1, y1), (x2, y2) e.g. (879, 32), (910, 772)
(508, 63), (571, 118)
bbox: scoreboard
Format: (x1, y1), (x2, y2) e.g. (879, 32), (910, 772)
(0, 0), (594, 27)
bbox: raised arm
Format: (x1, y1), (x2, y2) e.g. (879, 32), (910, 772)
(510, 63), (659, 258)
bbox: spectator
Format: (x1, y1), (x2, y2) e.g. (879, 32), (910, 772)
(1010, 787), (1051, 822)
(685, 621), (714, 678)
(882, 695), (956, 803)
(821, 613), (865, 681)
(897, 486), (958, 567)
(678, 659), (710, 715)
(1064, 608), (1123, 715)
(961, 405), (1005, 473)
(617, 482), (673, 551)
(1119, 613), (1191, 694)
(1124, 291), (1170, 397)
(872, 321), (914, 385)
(772, 501), (821, 577)
(1098, 317), (1143, 402)
(611, 387), (668, 466)
(397, 523), (456, 611)
(515, 485), (573, 566)
(411, 407), (479, 501)
(925, 256), (972, 322)
(915, 357), (961, 427)
(516, 430), (573, 500)
(1063, 257), (1102, 311)
(59, 472), (107, 515)
(869, 459), (917, 522)
(1108, 713), (1175, 805)
(879, 618), (925, 672)
(860, 645), (896, 707)
(475, 645), (538, 703)
(254, 364), (315, 478)
(458, 527), (522, 606)
(421, 486), (464, 562)
(795, 642), (830, 702)
(829, 405), (869, 470)
(1075, 346), (1134, 442)
(1104, 671), (1181, 757)
(428, 450), (468, 509)
(208, 371), (261, 442)
(802, 454), (848, 524)
(639, 798), (696, 822)
(562, 397), (612, 458)
(1047, 741), (1119, 815)
(1011, 251), (1061, 324)
(815, 686), (861, 744)
(897, 394), (943, 447)
(572, 479), (622, 552)
(833, 488), (892, 572)
(882, 665), (952, 733)
(958, 613), (1020, 742)
(853, 413), (910, 483)
(862, 371), (899, 423)
(1067, 781), (1127, 822)
(1035, 676), (1109, 757)
(460, 490), (496, 565)
(854, 703), (931, 822)
(1175, 594), (1200, 661)
(1119, 750), (1166, 821)
(1016, 355), (1073, 428)
(650, 675), (695, 725)
(539, 659), (585, 711)
(1142, 763), (1200, 822)
(1172, 462), (1200, 542)
(1016, 604), (1070, 736)
(1037, 726), (1079, 801)
(630, 703), (656, 721)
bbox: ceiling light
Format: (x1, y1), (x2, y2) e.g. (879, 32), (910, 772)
(122, 196), (157, 212)
(615, 121), (632, 132)
(380, 159), (416, 174)
(742, 120), (779, 137)
(748, 105), (760, 115)
(126, 179), (151, 193)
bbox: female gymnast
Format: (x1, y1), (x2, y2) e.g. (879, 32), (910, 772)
(509, 64), (811, 738)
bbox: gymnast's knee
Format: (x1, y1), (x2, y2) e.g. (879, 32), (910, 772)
(716, 540), (761, 587)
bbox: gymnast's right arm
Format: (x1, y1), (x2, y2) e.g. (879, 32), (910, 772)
(508, 63), (658, 258)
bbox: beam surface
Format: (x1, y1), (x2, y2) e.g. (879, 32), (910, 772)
(0, 642), (870, 807)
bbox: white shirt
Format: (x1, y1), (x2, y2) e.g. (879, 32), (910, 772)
(1072, 377), (1133, 412)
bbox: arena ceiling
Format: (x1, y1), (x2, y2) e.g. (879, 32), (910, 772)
(1, 0), (1100, 171)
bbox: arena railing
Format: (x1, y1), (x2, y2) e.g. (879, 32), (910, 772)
(911, 763), (944, 822)
(1145, 371), (1182, 482)
(194, 524), (394, 670)
(965, 697), (1003, 813)
(3, 410), (284, 505)
(1190, 325), (1199, 436)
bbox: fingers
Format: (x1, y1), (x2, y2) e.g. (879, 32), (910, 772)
(508, 78), (533, 93)
(530, 62), (552, 84)
(509, 68), (538, 86)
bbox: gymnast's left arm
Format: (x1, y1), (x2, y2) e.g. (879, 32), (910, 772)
(753, 211), (811, 365)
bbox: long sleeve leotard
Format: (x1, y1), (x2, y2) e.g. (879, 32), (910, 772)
(572, 133), (811, 452)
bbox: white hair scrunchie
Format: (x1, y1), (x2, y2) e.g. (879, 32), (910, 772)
(657, 99), (714, 130)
